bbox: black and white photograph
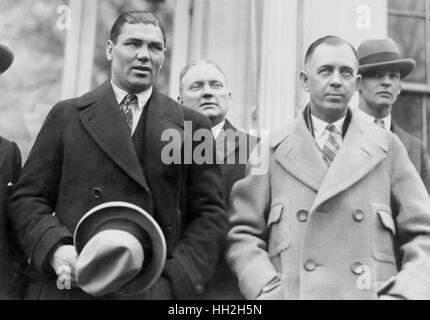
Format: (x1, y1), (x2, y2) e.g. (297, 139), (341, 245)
(0, 0), (430, 306)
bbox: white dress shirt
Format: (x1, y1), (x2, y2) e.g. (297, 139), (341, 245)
(357, 108), (391, 130)
(111, 80), (153, 135)
(311, 114), (345, 151)
(211, 120), (226, 139)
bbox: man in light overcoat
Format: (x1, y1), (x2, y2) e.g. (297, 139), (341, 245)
(227, 36), (430, 300)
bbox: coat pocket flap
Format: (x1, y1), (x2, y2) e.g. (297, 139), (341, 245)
(267, 202), (291, 256)
(377, 210), (396, 235)
(267, 205), (283, 227)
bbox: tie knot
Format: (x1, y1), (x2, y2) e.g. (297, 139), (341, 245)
(374, 118), (385, 129)
(124, 94), (138, 107)
(326, 124), (337, 134)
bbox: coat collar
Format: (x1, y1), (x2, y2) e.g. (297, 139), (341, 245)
(0, 138), (8, 170)
(215, 119), (247, 161)
(75, 81), (184, 191)
(272, 109), (388, 211)
(76, 81), (149, 190)
(310, 110), (388, 212)
(272, 114), (329, 192)
(391, 121), (411, 151)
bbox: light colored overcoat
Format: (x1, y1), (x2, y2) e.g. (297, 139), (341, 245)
(227, 110), (430, 300)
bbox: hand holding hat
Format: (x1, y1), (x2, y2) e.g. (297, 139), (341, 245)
(0, 44), (14, 74)
(74, 202), (166, 297)
(50, 245), (79, 287)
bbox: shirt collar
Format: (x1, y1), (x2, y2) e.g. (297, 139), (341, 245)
(110, 80), (153, 110)
(311, 113), (345, 138)
(211, 120), (226, 139)
(357, 108), (392, 130)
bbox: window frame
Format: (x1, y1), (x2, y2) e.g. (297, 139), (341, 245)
(388, 0), (430, 148)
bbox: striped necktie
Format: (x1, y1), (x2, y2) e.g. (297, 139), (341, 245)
(322, 124), (340, 167)
(119, 94), (137, 135)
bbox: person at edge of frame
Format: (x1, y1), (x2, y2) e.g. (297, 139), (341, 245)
(0, 43), (27, 300)
(356, 37), (430, 194)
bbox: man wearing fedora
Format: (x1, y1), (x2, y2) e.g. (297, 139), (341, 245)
(9, 11), (227, 300)
(0, 44), (26, 299)
(227, 35), (430, 300)
(357, 38), (430, 193)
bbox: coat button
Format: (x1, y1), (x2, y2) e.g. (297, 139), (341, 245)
(304, 259), (317, 271)
(351, 261), (364, 275)
(195, 283), (204, 295)
(297, 210), (309, 222)
(93, 188), (102, 199)
(352, 209), (364, 222)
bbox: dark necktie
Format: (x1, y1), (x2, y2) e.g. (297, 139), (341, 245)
(119, 94), (137, 135)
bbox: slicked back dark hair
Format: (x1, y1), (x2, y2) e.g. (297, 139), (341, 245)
(304, 35), (357, 66)
(110, 10), (166, 46)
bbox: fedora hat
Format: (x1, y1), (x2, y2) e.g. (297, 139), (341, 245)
(0, 44), (14, 74)
(74, 202), (166, 297)
(357, 38), (416, 78)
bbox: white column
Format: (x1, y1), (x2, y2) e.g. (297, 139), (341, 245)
(258, 0), (299, 131)
(169, 0), (192, 99)
(169, 0), (263, 131)
(61, 0), (98, 99)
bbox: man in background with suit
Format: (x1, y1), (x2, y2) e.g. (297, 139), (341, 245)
(9, 11), (227, 300)
(227, 36), (430, 300)
(179, 59), (258, 300)
(0, 43), (26, 299)
(357, 38), (430, 193)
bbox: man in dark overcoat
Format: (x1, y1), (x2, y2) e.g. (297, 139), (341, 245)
(179, 59), (258, 300)
(357, 38), (430, 193)
(9, 11), (227, 300)
(0, 43), (26, 299)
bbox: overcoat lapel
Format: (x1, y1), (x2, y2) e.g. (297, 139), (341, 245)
(77, 81), (149, 190)
(273, 116), (328, 192)
(143, 89), (184, 172)
(216, 120), (242, 162)
(392, 122), (411, 152)
(310, 114), (388, 213)
(273, 111), (389, 210)
(0, 139), (8, 170)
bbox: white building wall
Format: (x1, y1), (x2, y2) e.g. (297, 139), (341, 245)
(170, 0), (389, 131)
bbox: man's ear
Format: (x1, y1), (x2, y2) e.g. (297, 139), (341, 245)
(106, 40), (114, 61)
(158, 49), (167, 72)
(398, 83), (402, 95)
(355, 74), (362, 92)
(300, 71), (309, 92)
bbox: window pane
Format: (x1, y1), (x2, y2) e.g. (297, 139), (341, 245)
(392, 92), (423, 141)
(388, 15), (427, 83)
(388, 0), (426, 13)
